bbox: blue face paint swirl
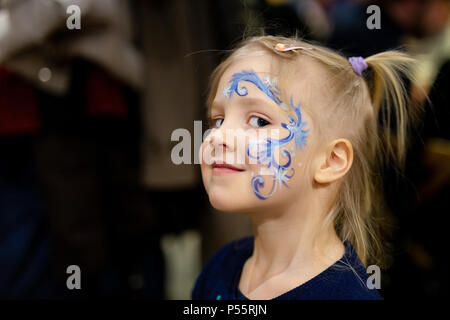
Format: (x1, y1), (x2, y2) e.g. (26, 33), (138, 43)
(286, 97), (309, 152)
(223, 70), (283, 105)
(247, 98), (309, 200)
(223, 70), (309, 200)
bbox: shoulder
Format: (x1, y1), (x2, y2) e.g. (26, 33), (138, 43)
(192, 236), (253, 300)
(315, 241), (382, 300)
(280, 241), (382, 300)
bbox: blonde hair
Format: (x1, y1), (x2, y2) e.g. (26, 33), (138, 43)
(206, 35), (420, 267)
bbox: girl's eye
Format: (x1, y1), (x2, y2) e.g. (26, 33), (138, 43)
(213, 118), (224, 128)
(249, 116), (270, 128)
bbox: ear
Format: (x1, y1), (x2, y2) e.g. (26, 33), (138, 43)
(314, 139), (353, 184)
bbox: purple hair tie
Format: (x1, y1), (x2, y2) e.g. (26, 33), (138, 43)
(348, 56), (368, 76)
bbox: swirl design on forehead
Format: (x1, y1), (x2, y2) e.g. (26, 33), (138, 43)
(223, 70), (288, 110)
(223, 70), (309, 200)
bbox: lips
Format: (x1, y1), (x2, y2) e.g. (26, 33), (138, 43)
(212, 162), (245, 175)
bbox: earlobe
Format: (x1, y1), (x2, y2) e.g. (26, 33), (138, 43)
(314, 139), (353, 184)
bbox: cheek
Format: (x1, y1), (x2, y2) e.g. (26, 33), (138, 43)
(199, 140), (213, 165)
(283, 139), (306, 171)
(244, 126), (312, 201)
(199, 143), (212, 190)
(199, 124), (313, 210)
(285, 137), (318, 192)
(205, 173), (260, 212)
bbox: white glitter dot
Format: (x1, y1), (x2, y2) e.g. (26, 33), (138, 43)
(38, 67), (52, 82)
(298, 162), (302, 166)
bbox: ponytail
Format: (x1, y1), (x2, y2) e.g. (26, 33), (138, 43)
(365, 52), (418, 166)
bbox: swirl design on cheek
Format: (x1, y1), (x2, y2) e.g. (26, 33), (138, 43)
(223, 70), (309, 200)
(247, 98), (308, 200)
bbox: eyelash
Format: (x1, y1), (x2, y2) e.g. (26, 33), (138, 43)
(210, 115), (271, 128)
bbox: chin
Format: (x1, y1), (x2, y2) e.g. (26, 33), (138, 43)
(208, 190), (242, 213)
(206, 184), (255, 212)
(207, 188), (269, 214)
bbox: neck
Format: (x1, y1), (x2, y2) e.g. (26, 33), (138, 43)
(245, 197), (344, 283)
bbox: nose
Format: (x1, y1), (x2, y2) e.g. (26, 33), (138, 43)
(206, 127), (230, 151)
(200, 128), (230, 166)
(202, 123), (251, 166)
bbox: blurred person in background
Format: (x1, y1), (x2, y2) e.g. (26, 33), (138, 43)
(0, 0), (163, 299)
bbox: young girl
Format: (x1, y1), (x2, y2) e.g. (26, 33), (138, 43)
(193, 35), (418, 300)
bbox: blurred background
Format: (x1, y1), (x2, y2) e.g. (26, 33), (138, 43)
(0, 0), (448, 300)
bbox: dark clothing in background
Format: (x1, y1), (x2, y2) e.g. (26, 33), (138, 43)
(0, 68), (61, 298)
(0, 62), (164, 298)
(0, 68), (40, 136)
(0, 138), (61, 299)
(0, 0), (148, 298)
(34, 60), (163, 298)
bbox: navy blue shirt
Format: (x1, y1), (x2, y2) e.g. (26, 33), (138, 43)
(192, 236), (381, 300)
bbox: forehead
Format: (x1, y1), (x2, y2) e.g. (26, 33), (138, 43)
(214, 53), (331, 113)
(216, 55), (280, 100)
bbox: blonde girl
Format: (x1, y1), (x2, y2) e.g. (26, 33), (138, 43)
(193, 35), (418, 300)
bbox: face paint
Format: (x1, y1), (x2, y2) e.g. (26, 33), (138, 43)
(223, 70), (289, 110)
(247, 97), (309, 199)
(223, 70), (309, 200)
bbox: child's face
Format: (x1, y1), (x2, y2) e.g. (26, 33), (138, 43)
(200, 55), (317, 214)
